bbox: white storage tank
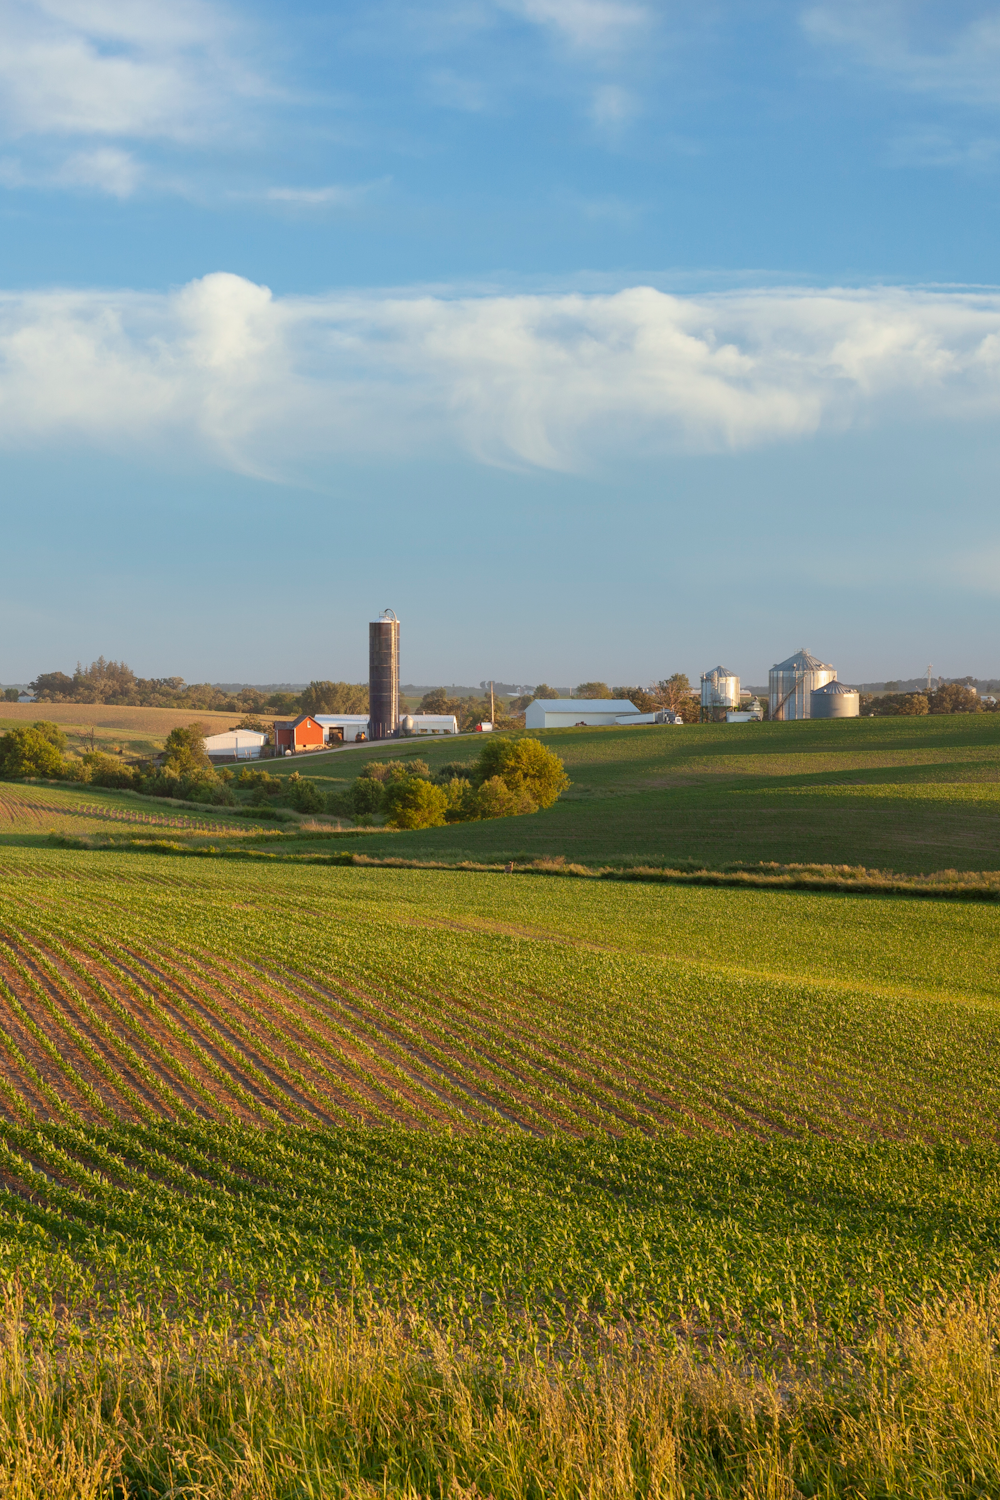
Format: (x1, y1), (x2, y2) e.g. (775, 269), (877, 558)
(769, 648), (836, 721)
(701, 666), (740, 709)
(810, 680), (860, 719)
(400, 714), (459, 736)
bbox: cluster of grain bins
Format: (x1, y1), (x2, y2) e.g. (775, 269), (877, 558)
(768, 649), (859, 720)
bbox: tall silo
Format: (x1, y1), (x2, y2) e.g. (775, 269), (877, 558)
(768, 648), (836, 721)
(700, 666), (740, 711)
(810, 680), (860, 719)
(369, 609), (400, 740)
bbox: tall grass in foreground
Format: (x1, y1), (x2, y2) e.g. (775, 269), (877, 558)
(3, 1284), (1000, 1498)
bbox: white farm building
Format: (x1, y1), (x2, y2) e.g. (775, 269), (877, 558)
(204, 728), (268, 761)
(313, 714), (370, 744)
(524, 698), (640, 729)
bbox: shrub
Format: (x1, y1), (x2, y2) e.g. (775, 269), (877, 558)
(80, 752), (140, 789)
(443, 777), (476, 822)
(470, 775), (536, 819)
(382, 778), (449, 829)
(286, 774), (325, 814)
(324, 788), (355, 817)
(352, 776), (385, 815)
(0, 726), (67, 780)
(473, 737), (570, 809)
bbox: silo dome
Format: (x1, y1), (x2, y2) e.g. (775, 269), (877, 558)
(810, 680), (860, 719)
(768, 648), (836, 721)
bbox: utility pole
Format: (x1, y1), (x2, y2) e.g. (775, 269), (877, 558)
(490, 680), (495, 722)
(927, 664), (933, 695)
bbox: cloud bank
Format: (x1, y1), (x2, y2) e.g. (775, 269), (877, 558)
(2, 273), (1000, 476)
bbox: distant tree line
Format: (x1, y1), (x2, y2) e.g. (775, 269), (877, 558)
(24, 662), (369, 717)
(862, 684), (990, 716)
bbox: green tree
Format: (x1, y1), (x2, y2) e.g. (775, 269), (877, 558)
(162, 723), (210, 776)
(233, 714), (269, 734)
(474, 737), (570, 809)
(613, 686), (656, 713)
(382, 777), (449, 829)
(2, 688), (18, 702)
(29, 671), (74, 700)
(419, 688), (453, 714)
(929, 684), (981, 715)
(300, 680), (369, 715)
(574, 682), (612, 699)
(0, 726), (66, 780)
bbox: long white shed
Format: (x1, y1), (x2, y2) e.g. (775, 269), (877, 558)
(524, 698), (639, 729)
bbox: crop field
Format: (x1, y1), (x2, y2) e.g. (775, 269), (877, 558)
(0, 850), (993, 1336)
(0, 701), (239, 758)
(266, 714), (1000, 871)
(0, 781), (273, 844)
(0, 842), (997, 1490)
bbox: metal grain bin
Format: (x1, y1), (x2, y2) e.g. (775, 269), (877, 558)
(810, 680), (860, 718)
(369, 610), (400, 740)
(700, 666), (741, 709)
(768, 648), (836, 721)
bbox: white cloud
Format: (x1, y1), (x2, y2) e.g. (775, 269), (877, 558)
(1, 273), (1000, 476)
(0, 0), (264, 141)
(55, 146), (141, 196)
(506, 0), (647, 50)
(803, 3), (1000, 109)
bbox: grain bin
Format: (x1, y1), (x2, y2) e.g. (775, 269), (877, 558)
(768, 648), (836, 721)
(369, 609), (400, 740)
(810, 680), (860, 719)
(700, 666), (741, 710)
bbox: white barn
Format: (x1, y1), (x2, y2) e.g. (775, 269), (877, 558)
(524, 698), (640, 729)
(314, 714), (370, 744)
(204, 728), (268, 761)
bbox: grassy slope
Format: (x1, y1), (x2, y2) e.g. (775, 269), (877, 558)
(268, 715), (1000, 871)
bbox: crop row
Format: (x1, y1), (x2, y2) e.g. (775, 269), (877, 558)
(0, 861), (996, 1147)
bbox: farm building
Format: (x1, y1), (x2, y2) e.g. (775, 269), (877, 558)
(204, 728), (268, 761)
(524, 698), (639, 729)
(400, 714), (459, 736)
(273, 715), (325, 754)
(314, 714), (370, 744)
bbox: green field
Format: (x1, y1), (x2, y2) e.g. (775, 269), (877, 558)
(265, 715), (1000, 871)
(2, 718), (1000, 1492)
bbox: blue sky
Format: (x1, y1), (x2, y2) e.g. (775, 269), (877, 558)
(3, 0), (1000, 687)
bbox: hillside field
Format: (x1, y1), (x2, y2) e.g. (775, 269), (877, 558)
(272, 713), (1000, 871)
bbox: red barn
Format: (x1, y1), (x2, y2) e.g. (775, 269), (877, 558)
(273, 715), (325, 755)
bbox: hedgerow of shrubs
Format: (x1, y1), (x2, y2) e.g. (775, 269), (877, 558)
(331, 738), (570, 829)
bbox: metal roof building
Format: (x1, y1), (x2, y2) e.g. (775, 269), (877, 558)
(524, 698), (640, 729)
(768, 648), (837, 721)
